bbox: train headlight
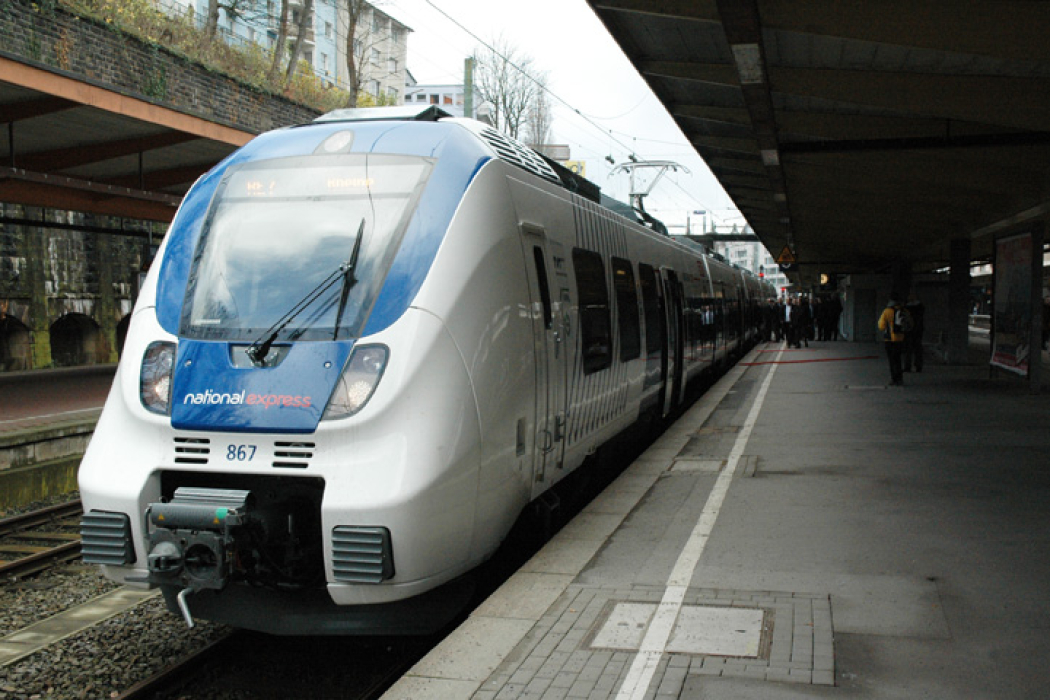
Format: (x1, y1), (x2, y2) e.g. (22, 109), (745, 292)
(140, 341), (176, 415)
(323, 345), (389, 420)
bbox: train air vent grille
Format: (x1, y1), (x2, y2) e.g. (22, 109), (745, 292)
(174, 437), (210, 464)
(331, 526), (394, 583)
(273, 441), (315, 468)
(477, 127), (561, 185)
(80, 510), (136, 565)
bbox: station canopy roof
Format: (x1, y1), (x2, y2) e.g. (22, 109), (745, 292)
(586, 0), (1050, 285)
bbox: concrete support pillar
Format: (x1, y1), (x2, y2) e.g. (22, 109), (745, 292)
(1027, 225), (1043, 393)
(946, 238), (971, 364)
(891, 259), (911, 299)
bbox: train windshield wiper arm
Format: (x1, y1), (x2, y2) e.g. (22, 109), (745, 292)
(246, 221), (365, 365)
(331, 218), (365, 340)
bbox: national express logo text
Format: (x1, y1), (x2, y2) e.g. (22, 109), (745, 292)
(182, 389), (312, 409)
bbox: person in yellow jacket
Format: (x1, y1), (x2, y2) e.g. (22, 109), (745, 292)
(878, 296), (905, 385)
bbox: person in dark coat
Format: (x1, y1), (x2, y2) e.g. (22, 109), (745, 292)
(793, 296), (811, 347)
(826, 294), (842, 340)
(903, 293), (925, 372)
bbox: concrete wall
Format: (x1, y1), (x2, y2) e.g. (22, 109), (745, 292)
(0, 207), (148, 369)
(0, 0), (321, 133)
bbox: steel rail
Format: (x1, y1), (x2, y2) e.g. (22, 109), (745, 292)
(113, 631), (241, 700)
(0, 499), (82, 537)
(0, 499), (84, 578)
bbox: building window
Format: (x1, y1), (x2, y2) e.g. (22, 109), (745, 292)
(371, 48), (381, 65)
(321, 53), (329, 73)
(429, 94), (439, 105)
(370, 80), (380, 96)
(388, 58), (397, 73)
(325, 21), (333, 40)
(388, 87), (399, 100)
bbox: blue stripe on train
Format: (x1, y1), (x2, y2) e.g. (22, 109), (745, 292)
(170, 340), (354, 433)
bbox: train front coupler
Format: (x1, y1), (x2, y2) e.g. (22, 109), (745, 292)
(140, 487), (252, 627)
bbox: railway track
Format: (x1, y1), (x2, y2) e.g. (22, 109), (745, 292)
(0, 499), (83, 579)
(113, 629), (426, 700)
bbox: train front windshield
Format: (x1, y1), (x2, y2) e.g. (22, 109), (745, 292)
(181, 153), (434, 341)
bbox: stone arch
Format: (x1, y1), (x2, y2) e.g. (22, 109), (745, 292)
(49, 313), (102, 367)
(0, 316), (32, 371)
(116, 313), (132, 358)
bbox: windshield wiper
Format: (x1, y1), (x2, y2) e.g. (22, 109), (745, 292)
(246, 221), (365, 366)
(331, 219), (365, 340)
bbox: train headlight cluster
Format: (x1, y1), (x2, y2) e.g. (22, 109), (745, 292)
(323, 345), (389, 420)
(140, 341), (176, 415)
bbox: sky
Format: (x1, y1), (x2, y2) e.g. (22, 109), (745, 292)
(380, 0), (746, 234)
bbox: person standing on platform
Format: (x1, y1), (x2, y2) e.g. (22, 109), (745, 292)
(782, 298), (795, 346)
(794, 296), (811, 347)
(903, 292), (925, 372)
(827, 294), (843, 340)
(878, 295), (906, 386)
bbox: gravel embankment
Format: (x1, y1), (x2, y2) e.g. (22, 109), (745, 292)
(0, 595), (227, 700)
(0, 492), (228, 699)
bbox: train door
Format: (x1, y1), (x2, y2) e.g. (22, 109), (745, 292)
(521, 224), (569, 490)
(660, 268), (686, 415)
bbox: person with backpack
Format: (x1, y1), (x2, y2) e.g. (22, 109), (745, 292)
(878, 295), (907, 386)
(903, 293), (925, 372)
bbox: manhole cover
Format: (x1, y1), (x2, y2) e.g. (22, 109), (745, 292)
(667, 606), (765, 657)
(590, 603), (768, 658)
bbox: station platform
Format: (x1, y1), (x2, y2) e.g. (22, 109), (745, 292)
(0, 364), (113, 435)
(382, 340), (1050, 700)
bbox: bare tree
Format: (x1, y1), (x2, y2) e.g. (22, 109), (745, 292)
(473, 36), (547, 140)
(284, 0), (315, 85)
(524, 89), (552, 151)
(340, 0), (369, 107)
(268, 0), (291, 82)
(340, 1), (402, 107)
(203, 0), (254, 44)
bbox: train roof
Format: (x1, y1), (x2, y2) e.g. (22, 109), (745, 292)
(314, 106), (660, 235)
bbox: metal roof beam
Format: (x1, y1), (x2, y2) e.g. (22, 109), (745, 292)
(769, 68), (1050, 132)
(590, 0), (719, 22)
(0, 96), (78, 123)
(18, 131), (201, 172)
(760, 0), (1050, 63)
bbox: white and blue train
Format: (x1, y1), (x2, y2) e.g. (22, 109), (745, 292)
(78, 106), (774, 634)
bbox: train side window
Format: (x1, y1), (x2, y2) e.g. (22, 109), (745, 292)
(532, 247), (553, 330)
(638, 264), (662, 355)
(612, 257), (641, 361)
(572, 248), (611, 374)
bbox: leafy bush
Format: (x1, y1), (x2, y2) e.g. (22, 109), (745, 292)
(56, 0), (357, 111)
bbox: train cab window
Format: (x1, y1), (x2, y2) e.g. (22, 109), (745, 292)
(612, 257), (641, 361)
(638, 264), (662, 355)
(572, 248), (611, 374)
(181, 153), (433, 342)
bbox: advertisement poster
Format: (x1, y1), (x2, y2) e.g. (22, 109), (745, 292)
(991, 232), (1033, 375)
